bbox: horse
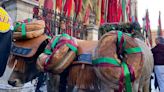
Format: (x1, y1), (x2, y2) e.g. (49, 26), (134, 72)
(7, 23), (154, 92)
(40, 30), (153, 92)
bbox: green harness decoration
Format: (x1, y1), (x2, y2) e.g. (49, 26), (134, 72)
(92, 31), (142, 92)
(14, 22), (27, 39)
(13, 18), (33, 39)
(43, 33), (77, 64)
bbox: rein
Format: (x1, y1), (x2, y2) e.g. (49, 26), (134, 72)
(92, 31), (142, 92)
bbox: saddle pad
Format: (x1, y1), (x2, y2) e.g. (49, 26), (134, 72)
(75, 54), (92, 64)
(11, 34), (48, 58)
(73, 40), (98, 64)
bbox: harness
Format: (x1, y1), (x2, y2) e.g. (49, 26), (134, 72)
(92, 31), (142, 92)
(42, 33), (78, 71)
(14, 18), (32, 39)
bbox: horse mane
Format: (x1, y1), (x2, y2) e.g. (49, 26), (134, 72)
(99, 22), (144, 40)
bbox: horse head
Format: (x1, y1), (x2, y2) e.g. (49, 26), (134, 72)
(8, 34), (48, 87)
(7, 19), (48, 87)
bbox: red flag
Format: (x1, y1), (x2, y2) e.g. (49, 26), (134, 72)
(146, 10), (150, 32)
(107, 0), (111, 22)
(134, 2), (138, 22)
(83, 6), (90, 24)
(100, 0), (105, 24)
(74, 0), (82, 18)
(56, 0), (62, 12)
(63, 0), (73, 17)
(126, 0), (131, 22)
(107, 0), (119, 22)
(44, 0), (53, 10)
(118, 0), (122, 22)
(157, 11), (163, 36)
(145, 9), (152, 47)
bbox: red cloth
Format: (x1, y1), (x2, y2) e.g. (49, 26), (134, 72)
(44, 0), (53, 10)
(63, 0), (73, 35)
(145, 10), (152, 46)
(107, 0), (119, 22)
(56, 0), (62, 12)
(63, 0), (73, 17)
(74, 0), (82, 18)
(83, 6), (90, 23)
(118, 2), (122, 22)
(126, 0), (131, 22)
(100, 0), (105, 24)
(33, 6), (39, 15)
(107, 0), (111, 22)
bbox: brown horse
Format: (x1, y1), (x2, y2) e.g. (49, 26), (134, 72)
(7, 31), (153, 92)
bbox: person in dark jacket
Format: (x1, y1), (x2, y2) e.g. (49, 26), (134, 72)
(152, 36), (164, 92)
(0, 7), (12, 77)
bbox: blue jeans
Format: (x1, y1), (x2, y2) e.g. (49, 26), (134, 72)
(154, 65), (164, 92)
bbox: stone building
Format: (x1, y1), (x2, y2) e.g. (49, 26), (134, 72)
(0, 0), (38, 21)
(0, 0), (138, 41)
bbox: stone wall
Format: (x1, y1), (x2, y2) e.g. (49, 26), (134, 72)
(86, 25), (99, 40)
(2, 0), (38, 22)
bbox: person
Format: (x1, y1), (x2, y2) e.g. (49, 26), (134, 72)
(152, 36), (164, 92)
(0, 7), (12, 77)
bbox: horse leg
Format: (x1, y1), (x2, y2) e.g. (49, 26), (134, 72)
(132, 78), (140, 92)
(100, 82), (115, 92)
(143, 78), (150, 92)
(47, 74), (60, 92)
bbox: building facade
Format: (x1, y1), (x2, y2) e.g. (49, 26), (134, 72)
(0, 0), (138, 41)
(0, 0), (38, 22)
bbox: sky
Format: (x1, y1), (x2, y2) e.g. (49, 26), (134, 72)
(138, 0), (164, 30)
